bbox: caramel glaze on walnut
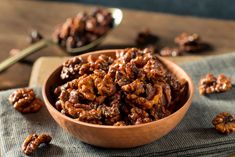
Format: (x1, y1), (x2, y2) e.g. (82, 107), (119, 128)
(212, 112), (235, 134)
(8, 88), (43, 113)
(199, 73), (232, 95)
(174, 32), (205, 52)
(53, 48), (189, 126)
(22, 133), (52, 155)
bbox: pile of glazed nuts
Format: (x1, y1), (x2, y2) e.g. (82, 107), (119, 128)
(53, 48), (189, 126)
(52, 8), (114, 51)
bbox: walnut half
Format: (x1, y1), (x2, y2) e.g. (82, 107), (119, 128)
(8, 88), (43, 113)
(22, 133), (52, 156)
(212, 112), (235, 134)
(199, 74), (232, 95)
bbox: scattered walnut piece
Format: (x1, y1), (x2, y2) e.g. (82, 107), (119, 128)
(8, 88), (43, 113)
(22, 133), (52, 155)
(212, 112), (235, 134)
(215, 74), (233, 92)
(160, 47), (183, 57)
(175, 32), (205, 52)
(199, 74), (232, 95)
(135, 29), (158, 47)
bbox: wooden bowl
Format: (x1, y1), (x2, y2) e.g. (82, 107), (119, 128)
(42, 49), (194, 148)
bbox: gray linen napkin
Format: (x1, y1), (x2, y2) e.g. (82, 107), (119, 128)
(0, 53), (235, 157)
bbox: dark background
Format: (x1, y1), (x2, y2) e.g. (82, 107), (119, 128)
(53, 0), (235, 20)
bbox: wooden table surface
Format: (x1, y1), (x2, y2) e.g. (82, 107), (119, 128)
(1, 0), (235, 90)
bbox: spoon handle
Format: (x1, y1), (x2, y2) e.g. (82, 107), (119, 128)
(0, 39), (52, 73)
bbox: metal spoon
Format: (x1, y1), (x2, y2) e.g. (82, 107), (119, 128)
(0, 8), (123, 73)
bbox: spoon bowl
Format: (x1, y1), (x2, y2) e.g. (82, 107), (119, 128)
(0, 8), (123, 73)
(66, 8), (123, 54)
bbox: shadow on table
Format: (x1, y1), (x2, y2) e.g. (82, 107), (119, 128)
(36, 144), (64, 156)
(206, 86), (235, 101)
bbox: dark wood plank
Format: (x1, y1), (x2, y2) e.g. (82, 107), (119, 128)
(1, 0), (235, 89)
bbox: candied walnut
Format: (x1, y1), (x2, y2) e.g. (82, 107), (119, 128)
(92, 8), (113, 27)
(121, 79), (145, 95)
(77, 75), (96, 101)
(130, 56), (146, 68)
(100, 103), (121, 125)
(77, 109), (102, 124)
(128, 107), (151, 125)
(61, 100), (84, 118)
(115, 69), (131, 87)
(135, 69), (146, 82)
(8, 88), (43, 113)
(9, 88), (35, 105)
(150, 105), (171, 120)
(117, 48), (139, 63)
(59, 88), (93, 118)
(168, 79), (188, 112)
(160, 83), (172, 107)
(22, 133), (52, 155)
(99, 93), (121, 125)
(60, 56), (84, 80)
(21, 98), (44, 113)
(125, 83), (169, 110)
(93, 72), (116, 96)
(215, 74), (232, 92)
(160, 47), (183, 57)
(66, 36), (77, 49)
(79, 63), (93, 75)
(199, 74), (232, 95)
(126, 92), (161, 110)
(175, 33), (200, 46)
(135, 29), (158, 47)
(107, 62), (119, 78)
(145, 83), (156, 100)
(59, 89), (70, 102)
(125, 62), (139, 79)
(93, 55), (114, 71)
(62, 76), (84, 91)
(143, 59), (165, 81)
(174, 32), (206, 52)
(212, 112), (235, 134)
(68, 89), (80, 104)
(165, 73), (182, 98)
